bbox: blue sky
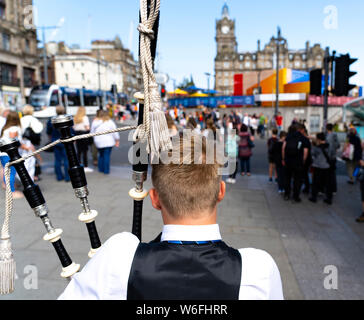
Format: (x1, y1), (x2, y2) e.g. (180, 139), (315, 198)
(34, 0), (364, 91)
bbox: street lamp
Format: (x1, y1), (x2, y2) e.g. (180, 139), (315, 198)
(39, 26), (60, 85)
(272, 26), (285, 116)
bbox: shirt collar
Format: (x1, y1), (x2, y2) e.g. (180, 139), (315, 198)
(161, 224), (222, 242)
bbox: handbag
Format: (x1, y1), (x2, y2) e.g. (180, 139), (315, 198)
(342, 143), (354, 161)
(23, 126), (41, 146)
(354, 167), (364, 182)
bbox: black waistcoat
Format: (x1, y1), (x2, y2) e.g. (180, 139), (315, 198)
(127, 234), (242, 300)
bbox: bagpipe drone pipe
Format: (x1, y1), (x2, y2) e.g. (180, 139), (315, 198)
(0, 0), (171, 295)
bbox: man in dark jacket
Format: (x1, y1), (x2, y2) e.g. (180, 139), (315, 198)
(282, 124), (309, 202)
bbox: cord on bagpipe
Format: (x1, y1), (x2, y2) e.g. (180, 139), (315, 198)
(130, 0), (172, 241)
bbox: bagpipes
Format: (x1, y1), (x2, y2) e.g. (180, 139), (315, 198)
(0, 0), (171, 295)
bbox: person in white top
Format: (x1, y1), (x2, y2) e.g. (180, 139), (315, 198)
(21, 105), (44, 181)
(0, 111), (36, 199)
(73, 107), (93, 172)
(20, 105), (44, 140)
(90, 110), (119, 175)
(250, 114), (259, 136)
(58, 134), (284, 300)
(243, 113), (250, 127)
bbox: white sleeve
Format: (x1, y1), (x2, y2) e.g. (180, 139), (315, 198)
(58, 232), (140, 300)
(30, 117), (44, 134)
(238, 248), (284, 300)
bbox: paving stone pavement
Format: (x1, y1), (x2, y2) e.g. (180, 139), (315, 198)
(0, 163), (363, 300)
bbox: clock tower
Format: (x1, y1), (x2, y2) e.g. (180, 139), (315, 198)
(215, 2), (237, 94)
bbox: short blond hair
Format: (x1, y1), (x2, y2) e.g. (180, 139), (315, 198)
(151, 134), (221, 218)
(22, 105), (34, 116)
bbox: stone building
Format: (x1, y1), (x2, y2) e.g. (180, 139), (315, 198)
(91, 37), (142, 99)
(215, 3), (325, 95)
(41, 41), (123, 92)
(0, 0), (39, 108)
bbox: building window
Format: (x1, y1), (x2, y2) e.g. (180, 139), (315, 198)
(65, 74), (69, 81)
(0, 1), (5, 19)
(25, 39), (30, 54)
(224, 79), (229, 86)
(294, 61), (301, 68)
(2, 33), (10, 51)
(223, 62), (230, 68)
(245, 62), (251, 68)
(0, 63), (17, 86)
(23, 67), (35, 87)
(81, 73), (85, 81)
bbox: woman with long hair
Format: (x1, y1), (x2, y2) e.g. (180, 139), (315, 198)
(73, 107), (92, 172)
(0, 111), (36, 198)
(238, 123), (255, 176)
(91, 110), (120, 175)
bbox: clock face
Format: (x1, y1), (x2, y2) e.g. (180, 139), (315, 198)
(221, 25), (230, 34)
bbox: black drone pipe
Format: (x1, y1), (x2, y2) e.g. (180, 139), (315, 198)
(0, 139), (79, 277)
(52, 115), (101, 257)
(131, 0), (160, 241)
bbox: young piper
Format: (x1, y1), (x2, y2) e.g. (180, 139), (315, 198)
(58, 135), (283, 300)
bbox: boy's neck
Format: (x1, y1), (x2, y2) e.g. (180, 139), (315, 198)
(162, 210), (217, 226)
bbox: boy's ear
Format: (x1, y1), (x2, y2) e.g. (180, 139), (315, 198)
(217, 181), (226, 203)
(149, 188), (162, 211)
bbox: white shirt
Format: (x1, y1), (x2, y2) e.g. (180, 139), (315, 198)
(243, 116), (250, 127)
(20, 115), (43, 134)
(91, 119), (119, 149)
(58, 224), (284, 300)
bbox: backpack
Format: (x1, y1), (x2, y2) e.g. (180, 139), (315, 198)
(285, 135), (302, 160)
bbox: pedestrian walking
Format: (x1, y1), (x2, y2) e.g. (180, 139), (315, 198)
(239, 124), (254, 176)
(226, 127), (239, 184)
(1, 111), (37, 198)
(275, 112), (283, 133)
(20, 105), (43, 181)
(282, 124), (309, 202)
(272, 131), (287, 193)
(343, 128), (362, 185)
(91, 110), (103, 167)
(73, 107), (93, 172)
(250, 114), (258, 137)
(297, 124), (312, 195)
(309, 133), (333, 205)
(91, 110), (120, 175)
(47, 106), (70, 182)
(356, 158), (364, 223)
(326, 123), (340, 193)
(267, 128), (278, 183)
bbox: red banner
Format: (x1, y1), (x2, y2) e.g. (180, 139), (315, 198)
(234, 74), (243, 96)
(308, 95), (356, 106)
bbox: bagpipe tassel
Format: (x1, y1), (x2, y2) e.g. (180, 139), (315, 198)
(148, 83), (172, 160)
(0, 238), (15, 295)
